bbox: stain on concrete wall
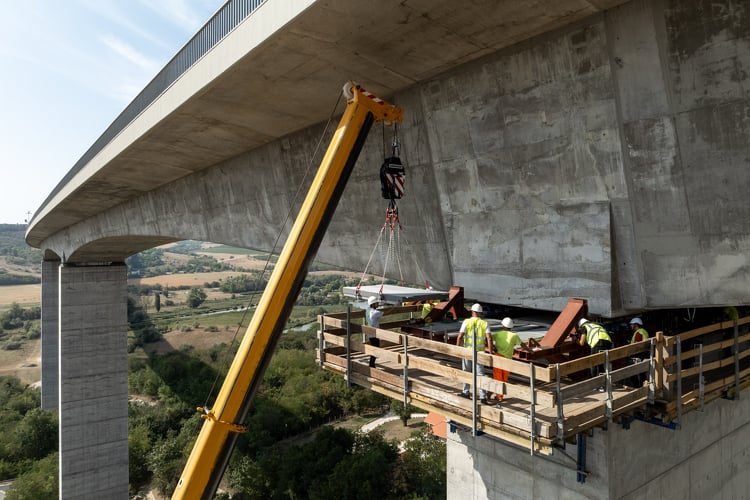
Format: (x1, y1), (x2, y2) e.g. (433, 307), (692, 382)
(418, 19), (623, 314)
(616, 0), (750, 307)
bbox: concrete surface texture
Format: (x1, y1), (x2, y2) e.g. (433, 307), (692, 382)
(446, 389), (750, 499)
(40, 260), (58, 410)
(28, 0), (750, 317)
(58, 264), (129, 498)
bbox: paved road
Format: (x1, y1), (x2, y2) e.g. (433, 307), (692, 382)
(361, 413), (428, 432)
(0, 480), (12, 499)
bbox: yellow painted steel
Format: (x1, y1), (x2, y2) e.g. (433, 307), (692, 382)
(173, 83), (402, 499)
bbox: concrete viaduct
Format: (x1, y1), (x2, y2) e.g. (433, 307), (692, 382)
(25, 0), (750, 498)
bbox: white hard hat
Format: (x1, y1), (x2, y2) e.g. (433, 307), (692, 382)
(630, 317), (643, 326)
(471, 303), (483, 313)
(367, 296), (378, 305)
(578, 318), (588, 327)
(502, 317), (514, 329)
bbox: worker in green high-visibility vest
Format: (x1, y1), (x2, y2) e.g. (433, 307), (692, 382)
(490, 317), (529, 404)
(457, 303), (494, 405)
(629, 317), (649, 344)
(577, 317), (613, 381)
(627, 317), (650, 386)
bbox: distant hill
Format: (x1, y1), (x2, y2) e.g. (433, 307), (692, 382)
(0, 224), (41, 284)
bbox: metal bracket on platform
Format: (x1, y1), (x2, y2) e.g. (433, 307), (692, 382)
(576, 433), (587, 483)
(403, 335), (409, 408)
(675, 337), (682, 429)
(346, 304), (352, 387)
(698, 343), (705, 412)
(628, 413), (679, 430)
(555, 364), (565, 448)
(605, 351), (613, 422)
(648, 338), (656, 403)
(448, 420), (457, 434)
(318, 315), (325, 368)
(447, 419), (484, 436)
(529, 363), (537, 455)
(734, 321), (740, 401)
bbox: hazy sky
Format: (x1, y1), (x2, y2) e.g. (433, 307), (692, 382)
(0, 0), (225, 225)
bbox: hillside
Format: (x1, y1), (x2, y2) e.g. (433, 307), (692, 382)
(0, 224), (41, 284)
(0, 238), (367, 382)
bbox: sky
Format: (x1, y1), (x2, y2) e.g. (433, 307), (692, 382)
(0, 0), (226, 225)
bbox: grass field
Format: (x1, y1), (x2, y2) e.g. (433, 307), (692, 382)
(0, 284), (40, 311)
(0, 338), (40, 385)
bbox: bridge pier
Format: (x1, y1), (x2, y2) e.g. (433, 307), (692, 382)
(56, 263), (129, 499)
(41, 260), (60, 410)
(446, 390), (750, 499)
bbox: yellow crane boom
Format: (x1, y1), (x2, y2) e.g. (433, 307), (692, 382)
(173, 82), (403, 499)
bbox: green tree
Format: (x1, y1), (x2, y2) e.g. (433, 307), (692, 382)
(148, 418), (201, 497)
(187, 287), (207, 308)
(15, 408), (57, 460)
(5, 452), (58, 500)
(310, 430), (398, 500)
(129, 423), (152, 492)
(391, 426), (447, 499)
(226, 455), (270, 499)
(390, 400), (418, 427)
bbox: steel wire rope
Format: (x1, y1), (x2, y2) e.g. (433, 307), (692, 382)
(357, 224), (387, 288)
(200, 90), (346, 410)
(394, 222), (405, 284)
(380, 228), (393, 288)
(396, 230), (429, 287)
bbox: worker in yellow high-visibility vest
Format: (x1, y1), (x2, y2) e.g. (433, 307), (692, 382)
(627, 317), (650, 386)
(490, 317), (528, 404)
(456, 303), (494, 404)
(629, 317), (649, 344)
(577, 317), (613, 380)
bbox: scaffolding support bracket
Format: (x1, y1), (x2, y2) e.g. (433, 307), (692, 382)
(576, 433), (587, 483)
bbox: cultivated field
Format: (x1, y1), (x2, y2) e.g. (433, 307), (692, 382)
(131, 271), (243, 288)
(0, 249), (364, 389)
(0, 284), (41, 310)
(0, 339), (40, 385)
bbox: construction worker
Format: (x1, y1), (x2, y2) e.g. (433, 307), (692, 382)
(366, 296), (384, 367)
(628, 317), (650, 386)
(456, 303), (494, 404)
(490, 317), (527, 403)
(576, 317), (613, 379)
(629, 317), (649, 344)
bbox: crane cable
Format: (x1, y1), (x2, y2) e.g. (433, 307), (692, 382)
(201, 89), (347, 410)
(355, 123), (406, 301)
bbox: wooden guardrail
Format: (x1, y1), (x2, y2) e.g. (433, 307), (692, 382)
(318, 307), (750, 451)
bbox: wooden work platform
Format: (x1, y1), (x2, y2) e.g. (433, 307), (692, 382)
(317, 308), (750, 454)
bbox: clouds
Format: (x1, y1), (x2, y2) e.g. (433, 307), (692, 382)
(0, 0), (225, 224)
(140, 0), (221, 33)
(99, 33), (164, 102)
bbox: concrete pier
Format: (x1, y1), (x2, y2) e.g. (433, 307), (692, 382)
(41, 260), (59, 411)
(447, 390), (750, 499)
(58, 263), (128, 499)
